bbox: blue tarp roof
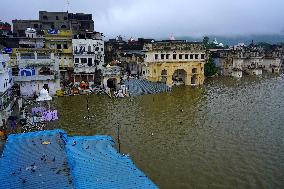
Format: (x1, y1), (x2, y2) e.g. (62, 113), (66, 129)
(0, 130), (158, 189)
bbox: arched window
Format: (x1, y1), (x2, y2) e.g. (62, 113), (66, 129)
(192, 68), (197, 74)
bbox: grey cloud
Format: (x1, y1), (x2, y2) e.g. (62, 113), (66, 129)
(1, 0), (284, 38)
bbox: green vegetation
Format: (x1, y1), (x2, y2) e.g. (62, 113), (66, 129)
(204, 55), (218, 77)
(203, 36), (219, 77)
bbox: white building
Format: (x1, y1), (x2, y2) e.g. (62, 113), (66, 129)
(0, 54), (14, 126)
(13, 52), (60, 97)
(18, 28), (44, 49)
(72, 31), (104, 86)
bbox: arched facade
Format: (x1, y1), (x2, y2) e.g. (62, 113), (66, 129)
(142, 41), (206, 86)
(144, 62), (205, 86)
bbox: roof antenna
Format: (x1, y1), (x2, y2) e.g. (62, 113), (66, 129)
(66, 0), (70, 12)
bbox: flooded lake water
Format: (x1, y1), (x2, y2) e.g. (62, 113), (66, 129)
(3, 75), (284, 188)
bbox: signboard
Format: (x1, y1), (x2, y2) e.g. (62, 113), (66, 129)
(47, 29), (59, 35)
(32, 107), (59, 122)
(3, 48), (12, 54)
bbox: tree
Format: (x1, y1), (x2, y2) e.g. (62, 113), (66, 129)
(204, 55), (218, 77)
(203, 36), (210, 49)
(203, 36), (209, 45)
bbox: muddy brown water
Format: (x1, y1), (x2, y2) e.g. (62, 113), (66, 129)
(1, 75), (284, 188)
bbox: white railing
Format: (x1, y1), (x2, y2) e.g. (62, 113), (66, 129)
(13, 75), (55, 82)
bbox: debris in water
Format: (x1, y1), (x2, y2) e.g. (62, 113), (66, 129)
(42, 141), (51, 145)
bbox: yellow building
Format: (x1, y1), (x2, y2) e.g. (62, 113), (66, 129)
(142, 41), (206, 86)
(44, 30), (73, 81)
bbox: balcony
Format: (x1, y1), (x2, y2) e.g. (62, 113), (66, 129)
(18, 59), (55, 66)
(14, 75), (56, 82)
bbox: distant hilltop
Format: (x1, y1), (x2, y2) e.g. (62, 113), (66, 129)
(176, 34), (284, 46)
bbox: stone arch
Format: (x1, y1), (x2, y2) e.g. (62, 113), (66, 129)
(172, 69), (187, 85)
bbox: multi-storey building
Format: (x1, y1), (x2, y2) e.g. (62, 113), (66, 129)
(262, 45), (283, 73)
(142, 40), (206, 86)
(44, 29), (73, 83)
(13, 52), (60, 97)
(213, 44), (283, 78)
(105, 38), (154, 76)
(0, 21), (12, 37)
(0, 53), (14, 126)
(72, 31), (104, 87)
(13, 11), (94, 37)
(18, 28), (45, 49)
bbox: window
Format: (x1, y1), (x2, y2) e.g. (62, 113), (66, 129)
(61, 25), (67, 29)
(201, 54), (205, 59)
(195, 54), (199, 59)
(56, 16), (59, 20)
(75, 58), (79, 63)
(43, 15), (48, 20)
(161, 54), (165, 60)
(185, 54), (189, 59)
(81, 58), (87, 63)
(63, 44), (68, 49)
(179, 54), (183, 59)
(101, 48), (104, 51)
(34, 24), (38, 28)
(64, 17), (68, 20)
(190, 54), (194, 59)
(166, 54), (170, 59)
(94, 59), (99, 66)
(173, 54), (177, 60)
(57, 44), (61, 49)
(161, 69), (167, 76)
(88, 58), (92, 66)
(155, 54), (159, 60)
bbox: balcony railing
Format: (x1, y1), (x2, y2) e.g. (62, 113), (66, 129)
(18, 59), (55, 66)
(14, 75), (56, 82)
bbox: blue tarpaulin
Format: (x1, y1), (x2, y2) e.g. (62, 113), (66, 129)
(0, 130), (158, 189)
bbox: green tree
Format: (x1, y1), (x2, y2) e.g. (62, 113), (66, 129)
(204, 55), (218, 77)
(203, 36), (210, 49)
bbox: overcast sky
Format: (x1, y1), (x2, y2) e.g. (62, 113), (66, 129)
(1, 0), (284, 38)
